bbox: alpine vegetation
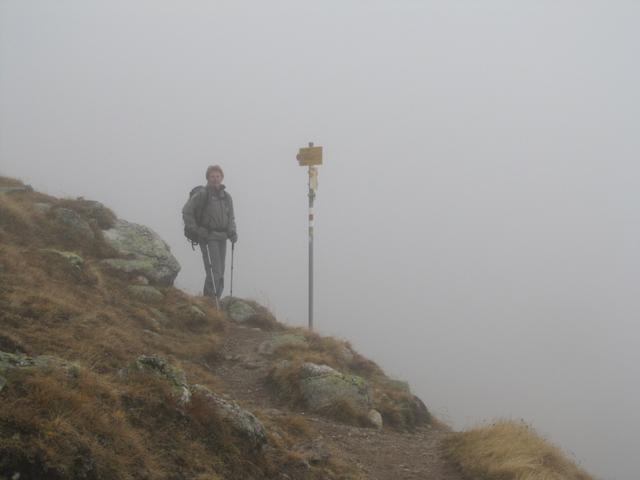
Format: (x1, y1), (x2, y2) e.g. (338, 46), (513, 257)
(0, 176), (595, 480)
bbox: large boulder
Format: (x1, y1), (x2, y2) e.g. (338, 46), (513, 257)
(102, 219), (180, 285)
(191, 385), (267, 450)
(297, 362), (372, 413)
(54, 207), (95, 241)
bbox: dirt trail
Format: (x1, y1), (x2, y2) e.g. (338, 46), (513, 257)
(213, 324), (464, 480)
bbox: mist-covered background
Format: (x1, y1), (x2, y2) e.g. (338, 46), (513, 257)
(1, 2), (638, 478)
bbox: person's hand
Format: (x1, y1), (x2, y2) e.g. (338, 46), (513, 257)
(229, 231), (238, 244)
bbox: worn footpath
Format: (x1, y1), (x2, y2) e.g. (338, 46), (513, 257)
(213, 323), (464, 480)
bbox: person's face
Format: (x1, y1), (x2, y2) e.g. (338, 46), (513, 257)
(207, 171), (223, 188)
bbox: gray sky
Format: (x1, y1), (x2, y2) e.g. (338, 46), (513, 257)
(1, 2), (639, 478)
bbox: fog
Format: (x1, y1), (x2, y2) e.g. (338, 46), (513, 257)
(1, 2), (639, 478)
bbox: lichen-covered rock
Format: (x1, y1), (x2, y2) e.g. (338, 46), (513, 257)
(298, 362), (372, 412)
(191, 385), (267, 450)
(123, 354), (190, 404)
(102, 258), (156, 281)
(0, 351), (80, 388)
(258, 334), (308, 355)
(127, 285), (164, 303)
(133, 275), (149, 285)
(102, 219), (180, 285)
(219, 296), (237, 310)
(190, 305), (206, 319)
(149, 307), (170, 325)
(40, 249), (84, 270)
(0, 351), (54, 371)
(54, 207), (95, 240)
(227, 300), (256, 323)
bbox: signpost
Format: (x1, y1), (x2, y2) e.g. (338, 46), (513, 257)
(296, 142), (322, 330)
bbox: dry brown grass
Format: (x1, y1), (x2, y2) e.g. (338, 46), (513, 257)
(0, 176), (26, 187)
(0, 179), (262, 478)
(240, 299), (285, 331)
(55, 197), (117, 229)
(0, 361), (271, 480)
(0, 367), (161, 479)
(444, 419), (595, 480)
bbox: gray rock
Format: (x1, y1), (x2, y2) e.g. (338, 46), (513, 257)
(219, 295), (237, 310)
(133, 275), (149, 285)
(0, 351), (49, 370)
(258, 334), (308, 355)
(228, 300), (256, 323)
(54, 207), (95, 240)
(149, 307), (170, 325)
(124, 355), (190, 404)
(191, 384), (267, 450)
(0, 351), (80, 384)
(296, 362), (372, 413)
(127, 285), (164, 303)
(368, 409), (383, 429)
(300, 363), (337, 378)
(190, 305), (206, 319)
(102, 219), (180, 285)
(101, 258), (155, 278)
(40, 249), (84, 270)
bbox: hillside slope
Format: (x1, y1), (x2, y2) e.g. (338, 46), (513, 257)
(0, 176), (595, 480)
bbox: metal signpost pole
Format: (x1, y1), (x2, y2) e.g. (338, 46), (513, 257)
(296, 142), (322, 332)
(308, 164), (315, 331)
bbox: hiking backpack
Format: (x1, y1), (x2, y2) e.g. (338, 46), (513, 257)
(184, 185), (208, 248)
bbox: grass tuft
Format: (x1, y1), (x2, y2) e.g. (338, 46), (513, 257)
(444, 419), (594, 480)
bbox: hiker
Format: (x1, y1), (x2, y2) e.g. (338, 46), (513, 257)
(182, 165), (237, 299)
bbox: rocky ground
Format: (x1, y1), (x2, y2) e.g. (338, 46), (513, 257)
(213, 323), (464, 480)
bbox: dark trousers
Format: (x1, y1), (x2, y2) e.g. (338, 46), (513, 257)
(200, 239), (227, 298)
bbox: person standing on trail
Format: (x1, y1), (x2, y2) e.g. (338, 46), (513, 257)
(182, 165), (238, 299)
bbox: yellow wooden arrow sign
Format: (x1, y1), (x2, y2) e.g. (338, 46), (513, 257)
(297, 146), (323, 166)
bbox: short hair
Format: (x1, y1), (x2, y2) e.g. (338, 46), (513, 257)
(205, 165), (224, 179)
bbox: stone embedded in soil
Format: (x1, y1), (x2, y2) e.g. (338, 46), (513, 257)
(227, 300), (257, 323)
(127, 285), (164, 303)
(123, 354), (191, 404)
(191, 384), (267, 450)
(368, 409), (383, 429)
(258, 333), (308, 355)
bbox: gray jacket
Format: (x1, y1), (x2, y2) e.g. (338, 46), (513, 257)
(182, 185), (236, 241)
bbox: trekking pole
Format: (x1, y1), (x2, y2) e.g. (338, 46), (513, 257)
(204, 243), (220, 310)
(230, 243), (235, 298)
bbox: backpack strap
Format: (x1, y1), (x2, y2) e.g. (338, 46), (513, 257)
(195, 187), (208, 228)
